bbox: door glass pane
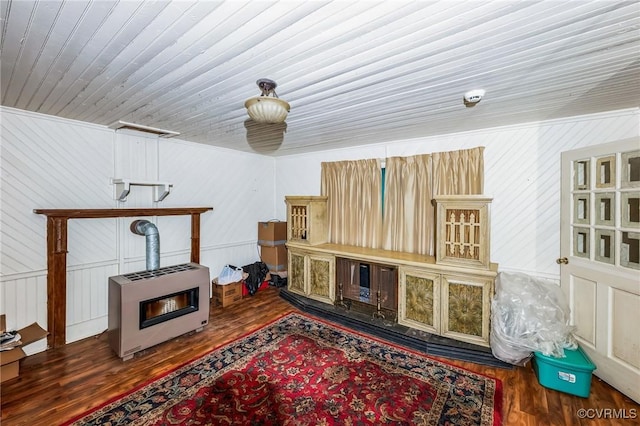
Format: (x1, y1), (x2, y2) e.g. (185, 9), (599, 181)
(621, 232), (640, 270)
(573, 194), (590, 224)
(573, 227), (590, 258)
(595, 193), (615, 226)
(596, 155), (615, 189)
(622, 150), (640, 188)
(595, 230), (615, 264)
(622, 192), (640, 229)
(574, 160), (590, 190)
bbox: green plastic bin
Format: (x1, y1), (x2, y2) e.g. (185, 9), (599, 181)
(532, 345), (596, 398)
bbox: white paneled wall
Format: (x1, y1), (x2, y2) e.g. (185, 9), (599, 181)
(158, 138), (275, 275)
(2, 105), (638, 356)
(1, 107), (275, 352)
(274, 108), (640, 280)
(1, 111), (115, 274)
(65, 263), (119, 344)
(0, 273), (47, 355)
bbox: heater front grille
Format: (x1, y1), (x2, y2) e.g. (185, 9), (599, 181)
(121, 263), (199, 281)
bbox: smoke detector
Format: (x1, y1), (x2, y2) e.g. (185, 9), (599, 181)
(463, 89), (486, 107)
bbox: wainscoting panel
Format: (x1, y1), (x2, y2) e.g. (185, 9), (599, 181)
(0, 273), (47, 332)
(66, 263), (119, 343)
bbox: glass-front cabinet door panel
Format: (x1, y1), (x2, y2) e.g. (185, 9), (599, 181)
(290, 205), (308, 240)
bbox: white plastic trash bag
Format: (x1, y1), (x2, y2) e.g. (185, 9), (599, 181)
(218, 265), (243, 284)
(490, 271), (577, 366)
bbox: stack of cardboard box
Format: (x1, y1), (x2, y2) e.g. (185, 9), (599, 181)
(258, 221), (287, 273)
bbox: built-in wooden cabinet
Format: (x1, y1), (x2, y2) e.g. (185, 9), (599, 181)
(285, 196), (328, 245)
(287, 248), (335, 305)
(285, 194), (497, 348)
(399, 265), (494, 347)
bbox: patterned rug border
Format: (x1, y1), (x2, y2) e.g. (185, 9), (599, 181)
(62, 311), (503, 425)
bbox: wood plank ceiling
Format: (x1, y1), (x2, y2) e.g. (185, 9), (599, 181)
(1, 0), (639, 156)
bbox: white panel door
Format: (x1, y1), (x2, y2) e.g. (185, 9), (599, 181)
(560, 138), (640, 403)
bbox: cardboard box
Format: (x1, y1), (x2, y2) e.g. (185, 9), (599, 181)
(212, 279), (243, 308)
(258, 221), (287, 246)
(532, 345), (596, 398)
(260, 244), (287, 271)
(0, 315), (49, 383)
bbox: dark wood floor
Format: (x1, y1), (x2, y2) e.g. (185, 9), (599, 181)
(1, 287), (638, 425)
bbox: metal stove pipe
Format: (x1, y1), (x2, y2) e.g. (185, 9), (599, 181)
(130, 220), (160, 271)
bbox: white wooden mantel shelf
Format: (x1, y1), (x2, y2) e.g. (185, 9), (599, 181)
(111, 178), (173, 202)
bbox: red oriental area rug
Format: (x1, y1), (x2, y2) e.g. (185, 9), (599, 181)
(64, 312), (502, 425)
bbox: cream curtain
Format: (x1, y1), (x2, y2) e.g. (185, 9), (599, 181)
(432, 147), (484, 195)
(382, 154), (433, 254)
(320, 147), (483, 254)
(383, 147), (484, 255)
(321, 159), (383, 248)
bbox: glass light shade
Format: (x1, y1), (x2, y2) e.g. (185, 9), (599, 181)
(244, 97), (290, 124)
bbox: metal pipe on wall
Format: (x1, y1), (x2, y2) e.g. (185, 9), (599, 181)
(130, 219), (160, 271)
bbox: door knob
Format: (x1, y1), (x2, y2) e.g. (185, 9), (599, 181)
(556, 257), (569, 264)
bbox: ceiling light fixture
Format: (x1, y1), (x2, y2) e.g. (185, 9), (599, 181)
(244, 79), (290, 124)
